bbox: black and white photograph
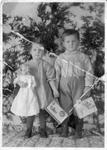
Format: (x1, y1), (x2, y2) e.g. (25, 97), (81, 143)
(0, 0), (106, 148)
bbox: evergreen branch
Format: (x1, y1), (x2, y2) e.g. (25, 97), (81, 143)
(3, 61), (13, 70)
(3, 88), (13, 92)
(11, 31), (33, 44)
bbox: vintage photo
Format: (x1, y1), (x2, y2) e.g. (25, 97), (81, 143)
(1, 0), (105, 147)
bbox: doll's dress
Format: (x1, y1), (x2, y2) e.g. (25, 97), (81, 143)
(11, 75), (40, 116)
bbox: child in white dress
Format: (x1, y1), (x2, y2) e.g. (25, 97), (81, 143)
(11, 63), (40, 138)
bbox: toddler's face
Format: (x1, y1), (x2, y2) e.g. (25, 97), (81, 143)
(63, 34), (79, 53)
(30, 44), (44, 59)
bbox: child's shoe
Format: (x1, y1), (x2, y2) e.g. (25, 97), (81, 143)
(60, 120), (69, 137)
(24, 129), (32, 138)
(60, 130), (68, 137)
(39, 128), (48, 138)
(74, 130), (82, 139)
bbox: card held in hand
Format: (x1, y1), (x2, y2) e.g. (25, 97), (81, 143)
(74, 97), (97, 119)
(45, 100), (69, 124)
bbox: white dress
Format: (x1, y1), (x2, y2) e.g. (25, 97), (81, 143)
(11, 75), (40, 117)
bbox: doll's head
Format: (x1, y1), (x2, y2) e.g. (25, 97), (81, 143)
(20, 64), (29, 75)
(30, 42), (45, 59)
(62, 29), (80, 53)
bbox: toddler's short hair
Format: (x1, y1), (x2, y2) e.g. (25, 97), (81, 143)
(62, 29), (80, 40)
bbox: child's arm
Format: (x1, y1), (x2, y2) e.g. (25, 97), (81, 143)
(44, 61), (59, 98)
(49, 80), (59, 98)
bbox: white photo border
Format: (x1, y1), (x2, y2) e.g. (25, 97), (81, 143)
(0, 0), (107, 150)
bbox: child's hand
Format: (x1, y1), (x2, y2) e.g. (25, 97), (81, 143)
(75, 99), (81, 105)
(53, 89), (59, 98)
(55, 98), (59, 104)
